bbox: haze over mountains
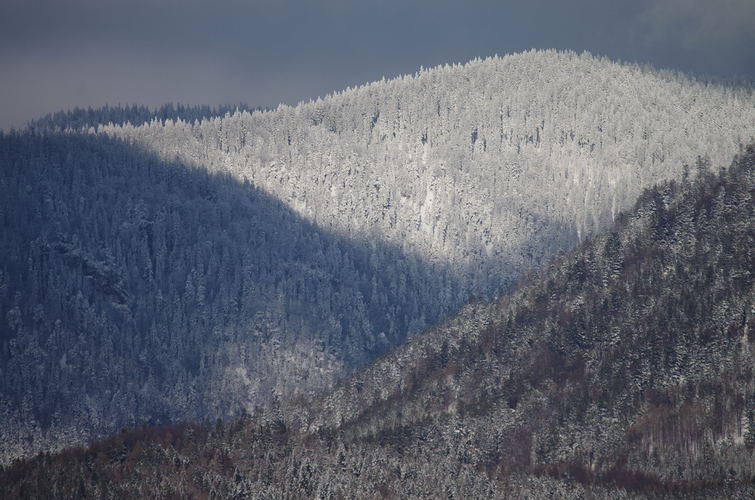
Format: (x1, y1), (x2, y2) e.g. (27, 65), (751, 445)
(1, 50), (754, 463)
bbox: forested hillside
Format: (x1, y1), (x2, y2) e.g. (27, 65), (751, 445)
(2, 49), (755, 462)
(104, 50), (755, 292)
(27, 102), (262, 133)
(3, 142), (754, 499)
(0, 129), (440, 459)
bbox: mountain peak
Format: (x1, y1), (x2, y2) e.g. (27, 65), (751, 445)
(2, 51), (755, 466)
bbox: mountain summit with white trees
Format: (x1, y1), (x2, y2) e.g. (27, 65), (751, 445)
(1, 49), (754, 462)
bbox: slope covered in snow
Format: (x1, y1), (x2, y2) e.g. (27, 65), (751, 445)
(1, 49), (754, 461)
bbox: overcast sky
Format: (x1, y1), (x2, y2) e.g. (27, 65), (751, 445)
(2, 0), (754, 132)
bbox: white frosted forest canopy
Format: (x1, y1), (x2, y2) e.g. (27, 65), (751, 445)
(1, 49), (754, 462)
(120, 50), (753, 284)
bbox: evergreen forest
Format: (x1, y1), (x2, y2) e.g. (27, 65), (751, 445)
(3, 125), (755, 500)
(1, 50), (755, 474)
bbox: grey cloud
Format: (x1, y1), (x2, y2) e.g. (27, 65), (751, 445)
(632, 0), (755, 48)
(2, 0), (754, 131)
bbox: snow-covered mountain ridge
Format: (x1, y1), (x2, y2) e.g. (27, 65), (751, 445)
(1, 49), (754, 462)
(107, 49), (755, 291)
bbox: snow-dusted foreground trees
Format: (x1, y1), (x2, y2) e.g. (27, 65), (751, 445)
(1, 49), (754, 462)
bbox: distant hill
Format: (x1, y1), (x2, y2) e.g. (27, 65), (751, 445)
(27, 102), (262, 132)
(3, 140), (754, 499)
(2, 49), (755, 462)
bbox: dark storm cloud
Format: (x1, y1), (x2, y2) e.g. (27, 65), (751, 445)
(2, 0), (754, 131)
